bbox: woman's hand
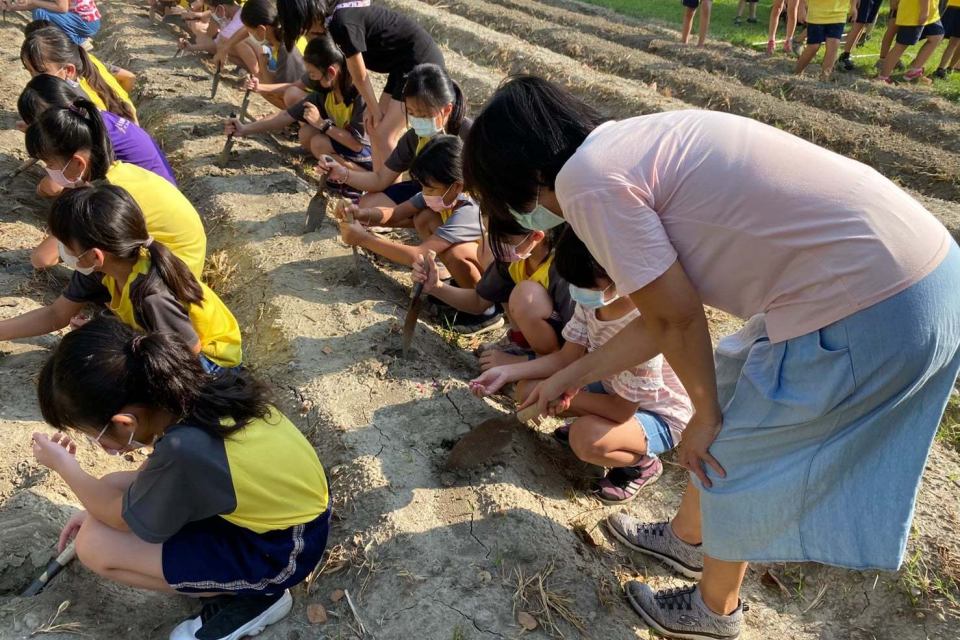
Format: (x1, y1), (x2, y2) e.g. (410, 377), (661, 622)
(243, 75), (261, 93)
(225, 117), (245, 137)
(32, 432), (80, 473)
(676, 411), (726, 488)
(302, 102), (322, 127)
(412, 251), (441, 294)
(469, 368), (510, 397)
(518, 370), (580, 416)
(58, 510), (88, 553)
(318, 156), (348, 183)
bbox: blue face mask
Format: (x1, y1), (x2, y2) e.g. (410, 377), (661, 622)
(569, 283), (618, 310)
(409, 115), (441, 138)
(509, 185), (565, 231)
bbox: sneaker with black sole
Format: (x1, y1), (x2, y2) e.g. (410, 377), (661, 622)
(605, 514), (704, 579)
(933, 68), (948, 80)
(733, 16), (742, 24)
(625, 583), (745, 640)
(838, 52), (855, 71)
(746, 17), (758, 23)
(169, 590), (293, 640)
(439, 307), (504, 337)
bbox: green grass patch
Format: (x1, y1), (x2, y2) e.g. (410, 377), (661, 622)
(577, 0), (960, 100)
(937, 392), (960, 451)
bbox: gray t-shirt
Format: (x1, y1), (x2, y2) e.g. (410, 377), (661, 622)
(384, 119), (473, 174)
(286, 89), (369, 147)
(122, 425), (236, 543)
(275, 44), (306, 85)
(407, 194), (484, 244)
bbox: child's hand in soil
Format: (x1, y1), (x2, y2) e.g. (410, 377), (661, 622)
(470, 367), (510, 397)
(32, 432), (80, 473)
(302, 102), (322, 127)
(478, 348), (527, 372)
(243, 75), (260, 93)
(338, 217), (367, 246)
(58, 510), (88, 553)
(412, 251), (441, 293)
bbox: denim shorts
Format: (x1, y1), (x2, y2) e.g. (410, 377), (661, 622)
(699, 242), (960, 571)
(584, 381), (675, 457)
(33, 9), (100, 44)
(807, 23), (844, 44)
(896, 20), (945, 46)
(200, 353), (243, 376)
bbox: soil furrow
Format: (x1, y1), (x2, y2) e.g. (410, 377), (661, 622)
(427, 0), (960, 201)
(529, 0), (960, 119)
(486, 0), (960, 150)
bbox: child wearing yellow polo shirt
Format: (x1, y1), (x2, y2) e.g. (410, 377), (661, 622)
(878, 0), (945, 82)
(934, 0), (960, 78)
(796, 0), (857, 77)
(0, 184), (242, 375)
(31, 317), (327, 640)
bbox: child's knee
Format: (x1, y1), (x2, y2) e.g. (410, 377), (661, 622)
(74, 519), (108, 575)
(568, 417), (608, 459)
(508, 281), (550, 319)
(283, 86), (304, 108)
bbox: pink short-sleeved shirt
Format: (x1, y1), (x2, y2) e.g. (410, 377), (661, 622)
(556, 111), (952, 343)
(562, 303), (692, 444)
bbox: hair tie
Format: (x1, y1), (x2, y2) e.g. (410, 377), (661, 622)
(130, 334), (146, 353)
(142, 236), (154, 249)
(67, 101), (88, 118)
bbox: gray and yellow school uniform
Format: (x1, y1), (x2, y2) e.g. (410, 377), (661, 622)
(407, 193), (484, 245)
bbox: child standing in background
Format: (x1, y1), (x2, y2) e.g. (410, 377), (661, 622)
(796, 0), (856, 77)
(768, 0), (803, 52)
(1, 0), (100, 45)
(878, 0), (944, 82)
(32, 317), (328, 640)
(839, 0), (885, 70)
(733, 0), (759, 25)
(680, 0), (712, 47)
(470, 231), (692, 505)
(933, 0), (960, 77)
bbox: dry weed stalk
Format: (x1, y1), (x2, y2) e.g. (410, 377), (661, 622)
(31, 601), (86, 637)
(203, 250), (239, 295)
(511, 559), (587, 637)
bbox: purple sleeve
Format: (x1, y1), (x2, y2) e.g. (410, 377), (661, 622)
(100, 111), (177, 186)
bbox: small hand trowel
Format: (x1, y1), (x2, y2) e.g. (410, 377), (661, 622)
(218, 112), (238, 167)
(21, 542), (77, 597)
(401, 250), (435, 359)
(446, 401), (557, 470)
(210, 62), (222, 100)
(304, 155), (334, 233)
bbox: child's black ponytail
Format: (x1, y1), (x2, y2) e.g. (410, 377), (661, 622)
(303, 34), (353, 101)
(38, 317), (272, 440)
(277, 0), (339, 51)
(554, 227), (609, 289)
(402, 64), (467, 137)
(21, 25), (136, 122)
(17, 74), (79, 125)
(49, 184), (204, 311)
(25, 97), (115, 180)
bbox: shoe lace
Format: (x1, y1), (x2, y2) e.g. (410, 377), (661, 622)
(655, 585), (697, 611)
(198, 596), (232, 624)
(637, 520), (669, 537)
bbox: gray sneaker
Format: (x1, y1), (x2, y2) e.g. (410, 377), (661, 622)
(625, 582), (744, 640)
(605, 514), (703, 579)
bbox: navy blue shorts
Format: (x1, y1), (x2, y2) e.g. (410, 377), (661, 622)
(896, 20), (945, 45)
(682, 0), (711, 9)
(807, 22), (845, 44)
(943, 7), (960, 38)
(163, 509), (331, 595)
(855, 0), (883, 24)
(331, 138), (373, 172)
(382, 179), (422, 206)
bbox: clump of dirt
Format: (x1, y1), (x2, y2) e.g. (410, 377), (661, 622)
(0, 1), (958, 639)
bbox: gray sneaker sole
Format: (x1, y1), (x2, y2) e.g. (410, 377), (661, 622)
(604, 519), (703, 580)
(625, 587), (740, 640)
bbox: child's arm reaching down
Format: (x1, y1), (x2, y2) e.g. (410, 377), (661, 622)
(412, 250), (491, 315)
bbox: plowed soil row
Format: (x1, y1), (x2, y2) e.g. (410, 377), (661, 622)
(421, 0), (960, 201)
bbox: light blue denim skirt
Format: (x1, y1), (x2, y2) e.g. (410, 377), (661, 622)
(699, 242), (960, 571)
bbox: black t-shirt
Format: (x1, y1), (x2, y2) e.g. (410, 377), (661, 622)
(474, 255), (576, 331)
(327, 6), (442, 75)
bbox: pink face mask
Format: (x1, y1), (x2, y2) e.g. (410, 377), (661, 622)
(501, 233), (533, 263)
(44, 157), (84, 189)
(423, 184), (455, 213)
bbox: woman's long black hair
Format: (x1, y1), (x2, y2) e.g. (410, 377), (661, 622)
(463, 75), (608, 230)
(277, 0), (340, 51)
(17, 74), (81, 126)
(303, 34), (354, 102)
(38, 317), (272, 440)
(402, 64), (466, 137)
(21, 25), (136, 122)
(25, 97), (115, 181)
(49, 184), (204, 312)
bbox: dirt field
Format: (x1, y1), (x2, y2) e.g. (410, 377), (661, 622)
(0, 1), (958, 639)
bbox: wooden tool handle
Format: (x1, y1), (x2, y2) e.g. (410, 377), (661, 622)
(516, 399), (561, 424)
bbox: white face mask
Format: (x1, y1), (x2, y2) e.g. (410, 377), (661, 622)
(409, 115), (442, 138)
(87, 415), (153, 455)
(44, 157), (84, 189)
(58, 242), (97, 275)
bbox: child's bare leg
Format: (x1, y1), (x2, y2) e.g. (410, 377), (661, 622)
(952, 40), (960, 68)
(796, 42), (819, 74)
(112, 68), (136, 93)
(735, 0), (745, 19)
(908, 35), (944, 72)
(74, 516), (174, 593)
(784, 0), (800, 44)
(298, 123), (321, 152)
(439, 242), (483, 291)
(749, 2), (757, 19)
(30, 235), (61, 270)
(682, 7), (697, 45)
(843, 22), (866, 54)
(568, 414), (649, 467)
(697, 1), (712, 46)
(768, 0), (785, 42)
(507, 281), (559, 356)
(308, 132), (335, 160)
(880, 42), (908, 76)
(878, 20), (898, 62)
(821, 37), (840, 77)
(231, 40), (261, 76)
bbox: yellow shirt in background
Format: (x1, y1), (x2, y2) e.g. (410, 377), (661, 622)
(87, 54), (137, 119)
(896, 0), (941, 25)
(806, 0), (849, 24)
